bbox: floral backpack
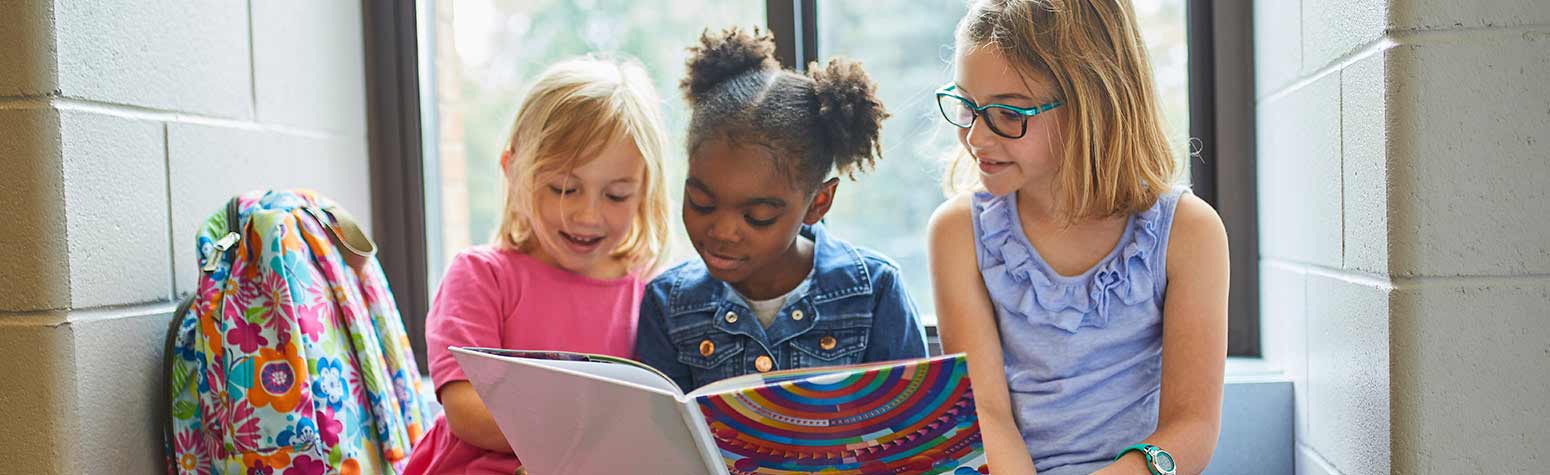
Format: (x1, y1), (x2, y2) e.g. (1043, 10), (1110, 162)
(162, 190), (434, 475)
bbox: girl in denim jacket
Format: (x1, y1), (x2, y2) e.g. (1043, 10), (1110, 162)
(635, 27), (928, 392)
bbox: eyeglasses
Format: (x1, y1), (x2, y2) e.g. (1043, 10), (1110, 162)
(936, 83), (1064, 139)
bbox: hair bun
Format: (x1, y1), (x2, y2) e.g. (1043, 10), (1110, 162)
(681, 27), (778, 102)
(809, 57), (889, 176)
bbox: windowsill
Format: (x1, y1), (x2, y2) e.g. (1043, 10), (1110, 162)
(1225, 357), (1291, 384)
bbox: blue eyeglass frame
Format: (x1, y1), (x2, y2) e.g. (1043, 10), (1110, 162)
(935, 83), (1064, 139)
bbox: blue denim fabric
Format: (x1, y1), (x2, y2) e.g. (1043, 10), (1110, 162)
(635, 223), (928, 392)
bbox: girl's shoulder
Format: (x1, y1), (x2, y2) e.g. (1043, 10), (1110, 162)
(1162, 191), (1228, 278)
(443, 245), (551, 288)
(926, 192), (979, 246)
(448, 245), (645, 292)
(448, 245), (526, 273)
(438, 245), (526, 292)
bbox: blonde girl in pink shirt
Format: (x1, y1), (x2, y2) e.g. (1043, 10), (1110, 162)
(403, 55), (673, 475)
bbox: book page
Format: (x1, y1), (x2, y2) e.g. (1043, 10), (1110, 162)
(679, 397), (733, 475)
(460, 348), (681, 395)
(452, 347), (712, 475)
(687, 354), (990, 475)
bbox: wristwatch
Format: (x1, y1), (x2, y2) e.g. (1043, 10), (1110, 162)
(1115, 443), (1176, 475)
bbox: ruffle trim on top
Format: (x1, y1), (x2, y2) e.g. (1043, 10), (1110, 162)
(973, 192), (1163, 333)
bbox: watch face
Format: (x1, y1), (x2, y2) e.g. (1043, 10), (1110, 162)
(1153, 450), (1177, 472)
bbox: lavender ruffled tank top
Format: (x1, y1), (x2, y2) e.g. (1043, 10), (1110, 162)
(969, 187), (1185, 475)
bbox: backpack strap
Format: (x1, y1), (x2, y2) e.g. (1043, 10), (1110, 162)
(160, 294), (197, 465)
(304, 205), (377, 270)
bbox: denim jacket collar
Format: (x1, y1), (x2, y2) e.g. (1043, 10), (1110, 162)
(663, 223), (873, 346)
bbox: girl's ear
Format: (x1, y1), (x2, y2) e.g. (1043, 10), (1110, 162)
(500, 148), (513, 172)
(802, 178), (840, 225)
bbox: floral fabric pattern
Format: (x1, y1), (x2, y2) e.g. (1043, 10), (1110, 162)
(165, 190), (433, 475)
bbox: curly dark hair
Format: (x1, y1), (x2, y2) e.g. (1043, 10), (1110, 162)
(681, 26), (889, 191)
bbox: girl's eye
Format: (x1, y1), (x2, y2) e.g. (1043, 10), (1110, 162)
(745, 215), (778, 227)
(606, 194), (631, 202)
(995, 109), (1023, 121)
(687, 201), (714, 214)
(549, 185), (576, 196)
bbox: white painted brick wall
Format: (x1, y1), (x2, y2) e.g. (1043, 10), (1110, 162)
(60, 111), (172, 308)
(1301, 0), (1387, 73)
(252, 0), (368, 136)
(166, 123), (371, 295)
(1393, 0), (1550, 30)
(0, 107), (69, 312)
(1261, 0), (1550, 473)
(1254, 0), (1302, 98)
(1257, 73), (1343, 269)
(1381, 6), (1550, 471)
(69, 311), (175, 474)
(1341, 54), (1390, 274)
(0, 0), (56, 96)
(1388, 41), (1550, 277)
(1305, 275), (1390, 475)
(0, 322), (75, 470)
(1295, 445), (1343, 475)
(0, 0), (373, 472)
(1258, 1), (1394, 474)
(1258, 263), (1310, 438)
(54, 0), (252, 118)
(1390, 282), (1550, 474)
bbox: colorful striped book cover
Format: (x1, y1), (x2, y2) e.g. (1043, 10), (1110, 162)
(694, 354), (989, 475)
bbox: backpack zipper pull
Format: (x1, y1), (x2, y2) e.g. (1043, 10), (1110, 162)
(201, 232), (241, 272)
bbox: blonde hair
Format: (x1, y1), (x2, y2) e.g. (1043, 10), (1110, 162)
(946, 0), (1178, 222)
(494, 55), (673, 273)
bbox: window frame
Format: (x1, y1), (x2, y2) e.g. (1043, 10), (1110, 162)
(364, 0), (1261, 368)
(1187, 0), (1258, 357)
(364, 0), (433, 369)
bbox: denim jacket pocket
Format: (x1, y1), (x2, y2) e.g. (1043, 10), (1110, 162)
(673, 329), (745, 383)
(789, 326), (869, 368)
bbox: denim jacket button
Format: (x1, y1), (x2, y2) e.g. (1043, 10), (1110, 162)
(698, 339), (715, 357)
(819, 335), (838, 350)
(818, 335), (843, 350)
(755, 355), (773, 372)
(725, 311), (739, 324)
(791, 309), (804, 321)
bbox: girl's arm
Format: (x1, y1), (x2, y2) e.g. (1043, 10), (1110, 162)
(439, 381), (515, 453)
(423, 250), (518, 453)
(927, 195), (1039, 475)
(863, 262), (930, 361)
(1095, 194), (1230, 475)
(636, 290), (695, 392)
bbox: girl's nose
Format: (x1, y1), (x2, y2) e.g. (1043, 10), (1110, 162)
(963, 114), (999, 150)
(706, 214), (740, 244)
(567, 195), (602, 227)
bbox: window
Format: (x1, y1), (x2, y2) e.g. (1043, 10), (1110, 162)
(365, 0), (1257, 367)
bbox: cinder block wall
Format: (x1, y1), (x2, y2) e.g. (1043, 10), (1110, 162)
(0, 1), (372, 473)
(1254, 1), (1550, 474)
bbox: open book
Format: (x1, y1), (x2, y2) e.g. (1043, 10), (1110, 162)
(451, 347), (988, 475)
